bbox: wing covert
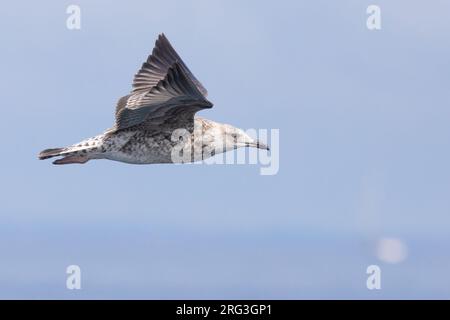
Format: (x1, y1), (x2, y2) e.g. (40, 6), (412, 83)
(115, 62), (212, 131)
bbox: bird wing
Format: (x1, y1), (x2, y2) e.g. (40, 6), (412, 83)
(131, 33), (208, 96)
(115, 62), (212, 131)
(113, 34), (211, 131)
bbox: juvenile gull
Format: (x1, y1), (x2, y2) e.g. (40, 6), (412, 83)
(39, 34), (268, 165)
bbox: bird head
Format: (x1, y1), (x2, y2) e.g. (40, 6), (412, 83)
(222, 125), (270, 151)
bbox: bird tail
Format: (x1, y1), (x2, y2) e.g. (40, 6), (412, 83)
(39, 134), (105, 165)
(38, 147), (90, 165)
(38, 147), (66, 160)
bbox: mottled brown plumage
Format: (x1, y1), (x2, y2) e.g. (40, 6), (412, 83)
(39, 34), (268, 165)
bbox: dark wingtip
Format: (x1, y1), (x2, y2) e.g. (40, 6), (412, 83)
(158, 33), (168, 44)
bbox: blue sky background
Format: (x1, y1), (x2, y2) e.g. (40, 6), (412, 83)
(1, 0), (450, 299)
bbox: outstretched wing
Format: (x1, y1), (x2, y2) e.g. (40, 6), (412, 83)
(132, 33), (207, 96)
(115, 62), (212, 131)
(114, 34), (211, 131)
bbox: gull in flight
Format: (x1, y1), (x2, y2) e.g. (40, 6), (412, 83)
(39, 34), (268, 165)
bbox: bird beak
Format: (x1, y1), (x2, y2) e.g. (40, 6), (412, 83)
(256, 141), (270, 151)
(245, 141), (269, 150)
